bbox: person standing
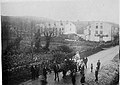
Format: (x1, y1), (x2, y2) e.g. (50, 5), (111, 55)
(71, 70), (76, 85)
(80, 62), (85, 75)
(31, 65), (35, 80)
(95, 67), (98, 82)
(31, 65), (34, 80)
(78, 64), (81, 71)
(91, 63), (93, 72)
(84, 57), (88, 68)
(43, 66), (47, 81)
(36, 65), (39, 78)
(80, 74), (85, 85)
(97, 60), (101, 71)
(35, 65), (37, 79)
(54, 64), (59, 81)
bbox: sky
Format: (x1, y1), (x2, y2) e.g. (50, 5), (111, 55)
(1, 0), (119, 24)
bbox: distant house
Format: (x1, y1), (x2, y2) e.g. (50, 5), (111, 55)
(64, 22), (77, 34)
(35, 24), (45, 36)
(84, 22), (119, 42)
(35, 21), (77, 38)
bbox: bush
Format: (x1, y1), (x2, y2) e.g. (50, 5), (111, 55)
(66, 52), (76, 59)
(57, 45), (73, 53)
(52, 52), (66, 64)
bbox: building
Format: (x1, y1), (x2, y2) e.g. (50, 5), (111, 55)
(64, 22), (77, 34)
(35, 21), (77, 37)
(84, 22), (119, 42)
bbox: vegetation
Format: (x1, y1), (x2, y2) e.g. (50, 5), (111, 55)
(42, 27), (55, 51)
(34, 29), (41, 52)
(56, 45), (73, 53)
(1, 16), (119, 85)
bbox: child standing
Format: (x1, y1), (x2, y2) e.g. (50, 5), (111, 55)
(91, 63), (93, 72)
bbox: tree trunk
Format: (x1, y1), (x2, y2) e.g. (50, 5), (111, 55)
(45, 39), (50, 51)
(35, 38), (41, 51)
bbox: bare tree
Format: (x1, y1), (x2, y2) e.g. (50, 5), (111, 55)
(34, 29), (41, 52)
(43, 27), (55, 51)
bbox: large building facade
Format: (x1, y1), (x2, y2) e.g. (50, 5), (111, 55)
(64, 22), (77, 34)
(35, 21), (77, 37)
(84, 22), (119, 42)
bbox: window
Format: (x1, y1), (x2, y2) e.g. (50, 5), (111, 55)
(49, 23), (50, 26)
(61, 23), (63, 26)
(96, 26), (98, 28)
(89, 30), (91, 35)
(62, 28), (64, 30)
(100, 31), (103, 34)
(95, 30), (98, 34)
(105, 35), (108, 37)
(55, 28), (57, 36)
(101, 26), (103, 29)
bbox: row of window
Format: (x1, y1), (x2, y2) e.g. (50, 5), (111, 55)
(95, 30), (103, 34)
(38, 27), (64, 36)
(96, 25), (103, 29)
(48, 22), (63, 26)
(88, 30), (103, 35)
(89, 25), (103, 29)
(94, 34), (108, 37)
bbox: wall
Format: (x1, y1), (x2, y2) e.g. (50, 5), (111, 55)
(64, 22), (77, 34)
(84, 22), (113, 42)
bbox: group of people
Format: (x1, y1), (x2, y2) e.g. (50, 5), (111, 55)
(71, 57), (88, 85)
(31, 64), (48, 85)
(71, 69), (85, 85)
(91, 60), (101, 82)
(78, 57), (88, 75)
(30, 57), (101, 85)
(71, 59), (101, 85)
(31, 65), (39, 80)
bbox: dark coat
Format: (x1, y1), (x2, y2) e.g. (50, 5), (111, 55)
(97, 62), (100, 67)
(95, 70), (98, 76)
(71, 72), (76, 84)
(43, 68), (47, 76)
(81, 76), (85, 83)
(84, 58), (88, 64)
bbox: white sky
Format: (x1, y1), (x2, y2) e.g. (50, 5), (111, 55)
(1, 0), (119, 24)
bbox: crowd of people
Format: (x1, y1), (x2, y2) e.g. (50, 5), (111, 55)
(30, 56), (101, 85)
(71, 59), (101, 85)
(31, 65), (40, 80)
(4, 49), (101, 85)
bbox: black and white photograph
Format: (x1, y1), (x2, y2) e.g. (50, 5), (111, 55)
(1, 0), (119, 85)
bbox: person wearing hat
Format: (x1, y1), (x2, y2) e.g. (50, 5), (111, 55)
(80, 74), (85, 85)
(31, 65), (36, 80)
(95, 67), (99, 82)
(97, 60), (101, 71)
(71, 70), (76, 85)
